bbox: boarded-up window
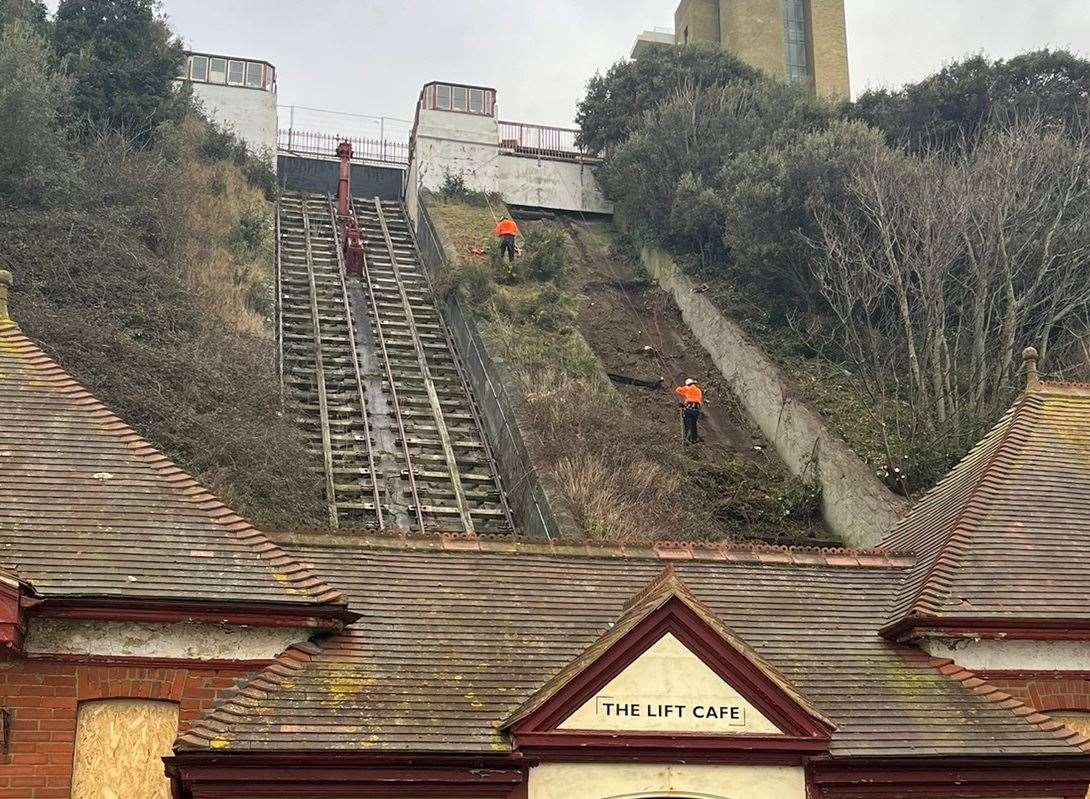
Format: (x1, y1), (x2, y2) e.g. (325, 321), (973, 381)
(71, 699), (179, 799)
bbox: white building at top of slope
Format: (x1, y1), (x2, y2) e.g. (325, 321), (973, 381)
(176, 50), (279, 161)
(405, 80), (613, 220)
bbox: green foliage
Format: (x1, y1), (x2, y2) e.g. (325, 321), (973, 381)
(0, 0), (49, 36)
(575, 43), (761, 153)
(0, 21), (74, 206)
(199, 120), (277, 199)
(718, 120), (884, 321)
(53, 0), (186, 138)
(597, 79), (832, 257)
(849, 49), (1090, 152)
(523, 227), (569, 281)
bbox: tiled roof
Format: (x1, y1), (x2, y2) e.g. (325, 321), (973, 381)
(0, 321), (344, 609)
(178, 536), (1086, 758)
(884, 381), (1090, 634)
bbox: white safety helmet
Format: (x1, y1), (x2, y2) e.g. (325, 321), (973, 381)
(685, 378), (695, 386)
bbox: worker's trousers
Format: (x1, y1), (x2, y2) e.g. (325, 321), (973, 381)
(499, 234), (516, 263)
(682, 404), (701, 444)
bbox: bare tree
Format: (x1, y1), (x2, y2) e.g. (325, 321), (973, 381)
(812, 118), (1090, 488)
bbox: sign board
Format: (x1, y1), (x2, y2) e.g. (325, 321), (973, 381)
(558, 633), (783, 734)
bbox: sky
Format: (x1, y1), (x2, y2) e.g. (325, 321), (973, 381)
(44, 1), (1090, 139)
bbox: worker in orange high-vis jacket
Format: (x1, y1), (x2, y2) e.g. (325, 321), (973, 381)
(674, 378), (704, 444)
(495, 216), (520, 263)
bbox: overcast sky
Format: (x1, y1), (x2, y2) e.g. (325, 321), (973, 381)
(45, 1), (1090, 139)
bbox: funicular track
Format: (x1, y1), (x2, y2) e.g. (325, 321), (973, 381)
(354, 198), (513, 535)
(276, 190), (513, 535)
(277, 193), (382, 527)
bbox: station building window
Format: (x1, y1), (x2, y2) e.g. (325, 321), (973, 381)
(182, 52), (275, 92)
(209, 56), (227, 84)
(420, 82), (496, 117)
(189, 54), (208, 82)
(227, 59), (245, 86)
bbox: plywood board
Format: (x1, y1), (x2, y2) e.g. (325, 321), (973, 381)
(71, 699), (179, 799)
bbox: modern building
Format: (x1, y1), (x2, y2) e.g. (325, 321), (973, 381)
(176, 50), (279, 159)
(631, 26), (676, 57)
(669, 0), (850, 99)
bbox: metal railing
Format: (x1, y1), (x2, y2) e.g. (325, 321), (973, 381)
(277, 129), (410, 165)
(498, 121), (598, 161)
(414, 198), (561, 541)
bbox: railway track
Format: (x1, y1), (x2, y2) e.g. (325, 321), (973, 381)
(276, 191), (513, 535)
(277, 193), (382, 527)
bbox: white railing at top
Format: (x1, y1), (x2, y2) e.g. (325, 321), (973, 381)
(277, 129), (410, 166)
(497, 121), (598, 162)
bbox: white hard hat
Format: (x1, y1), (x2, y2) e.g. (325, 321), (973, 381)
(685, 378), (695, 386)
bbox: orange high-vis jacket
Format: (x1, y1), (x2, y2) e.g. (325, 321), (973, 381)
(675, 384), (703, 405)
(495, 219), (519, 237)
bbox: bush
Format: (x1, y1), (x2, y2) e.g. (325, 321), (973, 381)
(523, 227), (568, 281)
(0, 21), (74, 206)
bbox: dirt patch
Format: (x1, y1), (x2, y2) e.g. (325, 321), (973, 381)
(560, 219), (829, 545)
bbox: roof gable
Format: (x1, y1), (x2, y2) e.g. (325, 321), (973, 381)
(505, 568), (833, 755)
(883, 380), (1090, 639)
(0, 321), (347, 622)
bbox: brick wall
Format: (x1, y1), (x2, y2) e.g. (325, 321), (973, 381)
(989, 677), (1090, 713)
(0, 658), (257, 798)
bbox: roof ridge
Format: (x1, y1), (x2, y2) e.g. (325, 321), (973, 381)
(176, 640), (324, 750)
(883, 396), (1031, 628)
(1, 325), (344, 606)
(276, 531), (915, 569)
(926, 655), (1090, 753)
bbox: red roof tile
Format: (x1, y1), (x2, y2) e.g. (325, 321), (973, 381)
(883, 382), (1090, 636)
(0, 321), (344, 611)
(177, 538), (1088, 758)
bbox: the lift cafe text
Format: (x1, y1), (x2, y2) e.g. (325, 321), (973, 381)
(595, 698), (745, 725)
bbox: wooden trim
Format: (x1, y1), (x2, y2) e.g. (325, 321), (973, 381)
(808, 756), (1090, 798)
(511, 595), (833, 749)
(0, 578), (26, 658)
(978, 670), (1090, 681)
(885, 616), (1090, 642)
(29, 598), (358, 630)
(24, 653), (273, 671)
(167, 753), (526, 799)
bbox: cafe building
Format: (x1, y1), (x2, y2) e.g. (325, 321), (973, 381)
(3, 259), (1090, 799)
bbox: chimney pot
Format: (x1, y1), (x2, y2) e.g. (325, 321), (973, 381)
(1022, 346), (1039, 390)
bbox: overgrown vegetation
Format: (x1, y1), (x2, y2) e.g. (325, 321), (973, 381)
(0, 3), (324, 528)
(581, 44), (1090, 495)
(428, 195), (821, 543)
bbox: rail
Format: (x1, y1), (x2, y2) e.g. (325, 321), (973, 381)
(414, 198), (559, 540)
(498, 121), (597, 161)
(278, 129), (409, 165)
(349, 196), (427, 533)
(300, 202), (339, 527)
(327, 196), (385, 529)
(402, 206), (516, 536)
(371, 199), (476, 534)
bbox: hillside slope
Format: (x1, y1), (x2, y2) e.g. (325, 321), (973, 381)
(428, 194), (826, 544)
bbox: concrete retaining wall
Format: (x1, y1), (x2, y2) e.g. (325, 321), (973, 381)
(641, 246), (907, 547)
(414, 199), (575, 540)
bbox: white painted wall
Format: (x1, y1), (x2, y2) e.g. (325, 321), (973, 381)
(640, 245), (907, 546)
(187, 82), (278, 161)
(498, 153), (611, 214)
(26, 619), (302, 661)
(529, 763), (805, 799)
(923, 638), (1090, 672)
(408, 107), (612, 215)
